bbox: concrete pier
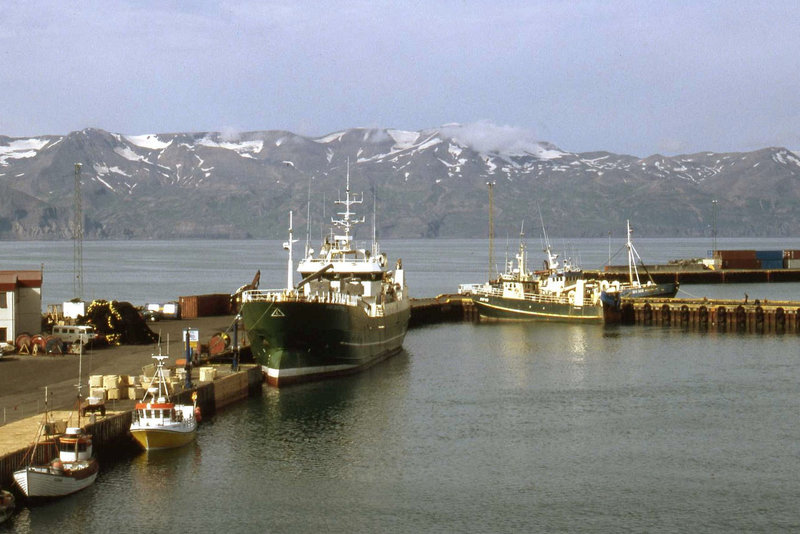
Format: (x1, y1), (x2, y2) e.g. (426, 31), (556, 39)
(616, 297), (800, 334)
(584, 267), (800, 285)
(409, 295), (478, 327)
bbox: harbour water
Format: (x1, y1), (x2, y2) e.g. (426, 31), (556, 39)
(3, 237), (800, 532)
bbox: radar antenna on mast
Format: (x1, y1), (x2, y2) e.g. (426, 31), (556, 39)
(331, 160), (365, 248)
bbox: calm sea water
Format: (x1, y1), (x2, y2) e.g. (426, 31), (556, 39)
(3, 238), (800, 532)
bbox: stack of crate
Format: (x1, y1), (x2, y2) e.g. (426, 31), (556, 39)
(128, 375), (145, 401)
(88, 375), (106, 401)
(87, 374), (146, 401)
(198, 366), (217, 382)
(102, 375), (128, 400)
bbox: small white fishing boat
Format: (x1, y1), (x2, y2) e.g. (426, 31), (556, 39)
(14, 341), (100, 498)
(130, 354), (199, 450)
(13, 426), (99, 497)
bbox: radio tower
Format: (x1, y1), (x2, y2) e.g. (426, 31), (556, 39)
(487, 181), (495, 280)
(73, 163), (84, 300)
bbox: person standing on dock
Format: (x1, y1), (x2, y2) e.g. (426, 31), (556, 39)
(184, 330), (193, 389)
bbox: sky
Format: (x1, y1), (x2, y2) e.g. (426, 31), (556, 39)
(2, 0), (799, 157)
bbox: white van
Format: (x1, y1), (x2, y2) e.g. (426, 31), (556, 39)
(51, 325), (97, 345)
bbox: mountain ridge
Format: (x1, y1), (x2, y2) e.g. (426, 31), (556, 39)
(1, 125), (799, 240)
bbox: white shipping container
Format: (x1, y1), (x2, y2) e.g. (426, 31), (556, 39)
(63, 301), (87, 320)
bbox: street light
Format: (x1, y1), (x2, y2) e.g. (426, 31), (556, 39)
(712, 200), (718, 254)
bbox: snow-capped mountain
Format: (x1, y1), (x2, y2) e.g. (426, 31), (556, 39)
(1, 125), (799, 239)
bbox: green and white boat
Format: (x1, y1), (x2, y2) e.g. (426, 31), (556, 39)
(241, 173), (410, 387)
(461, 227), (604, 323)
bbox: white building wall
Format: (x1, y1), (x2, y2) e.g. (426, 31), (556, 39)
(16, 287), (42, 337)
(0, 290), (12, 342)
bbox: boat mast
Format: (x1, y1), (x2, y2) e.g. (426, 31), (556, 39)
(538, 205), (558, 271)
(76, 334), (83, 427)
(332, 160), (364, 251)
(626, 219), (641, 285)
(516, 221), (526, 280)
(305, 177), (312, 258)
(372, 190), (377, 257)
(283, 211), (297, 290)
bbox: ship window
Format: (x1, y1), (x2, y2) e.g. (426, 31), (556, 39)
(145, 410), (152, 418)
(0, 292), (6, 308)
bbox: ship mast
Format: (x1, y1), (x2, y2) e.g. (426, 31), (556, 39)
(332, 161), (364, 251)
(626, 219), (641, 286)
(283, 211), (297, 290)
(538, 204), (558, 271)
(516, 221), (526, 280)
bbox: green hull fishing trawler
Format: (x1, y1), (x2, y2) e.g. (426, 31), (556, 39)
(240, 171), (410, 386)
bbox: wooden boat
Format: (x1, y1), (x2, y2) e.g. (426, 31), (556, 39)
(0, 489), (14, 524)
(130, 354), (199, 450)
(14, 339), (100, 498)
(13, 426), (99, 497)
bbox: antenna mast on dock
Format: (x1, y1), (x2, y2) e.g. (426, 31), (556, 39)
(487, 181), (495, 280)
(73, 163), (84, 300)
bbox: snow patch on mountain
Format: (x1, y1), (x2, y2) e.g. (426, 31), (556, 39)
(114, 146), (145, 162)
(93, 163), (130, 177)
(0, 138), (49, 165)
(314, 131), (346, 144)
(198, 137), (264, 155)
(125, 134), (172, 150)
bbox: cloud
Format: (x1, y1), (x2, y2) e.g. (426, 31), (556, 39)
(220, 126), (242, 142)
(438, 121), (549, 156)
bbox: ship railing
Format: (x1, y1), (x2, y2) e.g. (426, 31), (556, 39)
(242, 289), (361, 307)
(473, 285), (574, 305)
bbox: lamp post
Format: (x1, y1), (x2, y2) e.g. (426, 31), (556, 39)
(712, 199), (718, 254)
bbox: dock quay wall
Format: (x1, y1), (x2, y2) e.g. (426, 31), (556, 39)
(0, 365), (262, 489)
(617, 298), (800, 334)
(584, 268), (800, 284)
(409, 295), (478, 327)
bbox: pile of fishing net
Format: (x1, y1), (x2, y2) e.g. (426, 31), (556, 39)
(85, 300), (159, 346)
